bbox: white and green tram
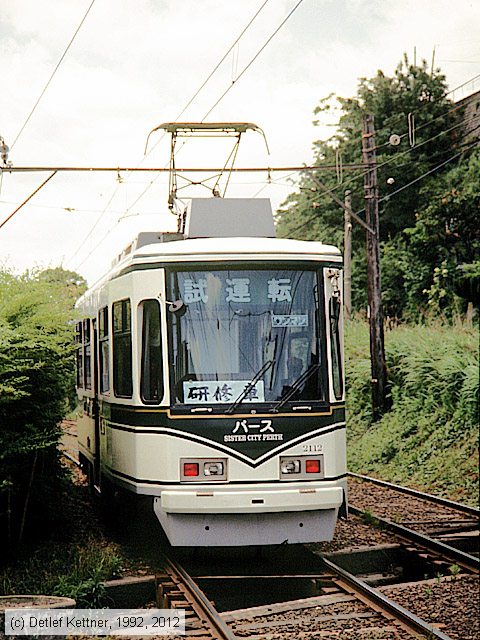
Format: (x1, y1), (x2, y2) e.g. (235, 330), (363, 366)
(75, 198), (347, 546)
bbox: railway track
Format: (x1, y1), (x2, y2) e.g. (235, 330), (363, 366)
(156, 554), (237, 639)
(348, 471), (480, 521)
(59, 428), (478, 638)
(176, 545), (452, 639)
(347, 472), (479, 571)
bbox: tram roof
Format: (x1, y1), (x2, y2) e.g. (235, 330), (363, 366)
(77, 236), (341, 307)
(133, 236), (341, 261)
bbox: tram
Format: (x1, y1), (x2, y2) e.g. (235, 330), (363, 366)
(75, 197), (347, 546)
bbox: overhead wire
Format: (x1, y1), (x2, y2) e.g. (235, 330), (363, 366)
(377, 139), (479, 205)
(67, 0), (273, 269)
(67, 182), (129, 266)
(302, 110), (480, 212)
(130, 0), (306, 214)
(282, 136), (478, 239)
(0, 172), (57, 230)
(320, 72), (480, 157)
(70, 0), (307, 270)
(371, 72), (480, 150)
(11, 0), (96, 149)
(144, 0), (271, 160)
(255, 74), (480, 209)
(71, 5), (472, 267)
(281, 112), (479, 237)
(201, 0), (305, 121)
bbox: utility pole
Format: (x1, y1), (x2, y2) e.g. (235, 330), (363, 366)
(361, 114), (389, 418)
(343, 189), (352, 320)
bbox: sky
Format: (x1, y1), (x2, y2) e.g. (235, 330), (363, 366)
(0, 0), (479, 285)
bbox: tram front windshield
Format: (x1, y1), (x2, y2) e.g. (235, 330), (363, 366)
(169, 268), (325, 407)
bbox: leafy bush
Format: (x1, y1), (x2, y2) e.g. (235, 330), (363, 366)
(346, 320), (479, 503)
(0, 268), (86, 556)
(1, 536), (123, 606)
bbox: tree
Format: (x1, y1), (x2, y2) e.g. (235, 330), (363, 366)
(276, 56), (475, 318)
(404, 149), (480, 316)
(0, 267), (85, 554)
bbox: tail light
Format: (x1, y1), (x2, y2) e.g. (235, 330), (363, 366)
(306, 459), (321, 473)
(183, 462), (199, 477)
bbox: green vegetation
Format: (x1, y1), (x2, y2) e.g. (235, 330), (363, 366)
(0, 466), (127, 605)
(275, 55), (479, 502)
(0, 267), (86, 557)
(346, 320), (479, 504)
(276, 56), (479, 320)
(1, 536), (123, 607)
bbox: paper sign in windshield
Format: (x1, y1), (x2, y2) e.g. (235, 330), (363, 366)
(272, 314), (308, 327)
(183, 380), (265, 404)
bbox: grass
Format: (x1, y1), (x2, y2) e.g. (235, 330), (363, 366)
(1, 538), (123, 606)
(0, 477), (126, 606)
(345, 320), (479, 505)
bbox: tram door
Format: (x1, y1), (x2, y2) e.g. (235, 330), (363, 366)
(92, 319), (101, 486)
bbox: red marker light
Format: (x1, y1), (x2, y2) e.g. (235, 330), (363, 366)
(184, 463), (199, 477)
(306, 459), (321, 473)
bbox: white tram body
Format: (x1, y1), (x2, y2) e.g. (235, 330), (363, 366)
(75, 198), (347, 546)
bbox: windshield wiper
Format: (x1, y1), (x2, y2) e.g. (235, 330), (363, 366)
(270, 363), (321, 413)
(225, 359), (275, 414)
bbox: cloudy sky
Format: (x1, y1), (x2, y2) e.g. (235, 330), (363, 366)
(0, 0), (479, 284)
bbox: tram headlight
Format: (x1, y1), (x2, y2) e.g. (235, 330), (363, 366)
(204, 462), (224, 476)
(280, 459), (301, 474)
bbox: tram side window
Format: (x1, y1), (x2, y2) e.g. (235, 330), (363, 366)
(75, 322), (83, 388)
(83, 319), (92, 389)
(329, 295), (343, 399)
(140, 299), (163, 404)
(113, 299), (133, 398)
(99, 306), (110, 394)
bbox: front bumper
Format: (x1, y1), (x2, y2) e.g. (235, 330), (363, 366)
(160, 486), (343, 514)
(153, 484), (345, 546)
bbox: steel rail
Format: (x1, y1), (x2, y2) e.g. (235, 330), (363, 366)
(349, 505), (479, 572)
(322, 555), (453, 640)
(348, 472), (480, 518)
(160, 553), (237, 640)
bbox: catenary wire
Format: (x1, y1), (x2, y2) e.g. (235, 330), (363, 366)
(284, 118), (479, 237)
(144, 0), (271, 161)
(371, 73), (480, 151)
(70, 0), (308, 269)
(67, 0), (273, 268)
(285, 72), (480, 205)
(0, 172), (57, 230)
(11, 0), (96, 150)
(201, 0), (305, 121)
(127, 0), (307, 216)
(322, 72), (480, 156)
(65, 113), (479, 262)
(294, 110), (480, 219)
(282, 138), (478, 238)
(370, 72), (480, 148)
(376, 139), (479, 205)
(74, 4), (472, 260)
